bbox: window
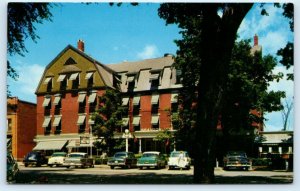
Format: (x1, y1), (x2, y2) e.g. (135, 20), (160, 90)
(57, 74), (67, 90)
(151, 116), (159, 130)
(77, 115), (86, 133)
(43, 96), (51, 116)
(42, 116), (51, 135)
(171, 93), (179, 113)
(53, 116), (62, 134)
(78, 92), (86, 113)
(43, 77), (53, 92)
(176, 69), (182, 84)
(132, 96), (140, 116)
(70, 73), (80, 89)
(126, 75), (135, 92)
(88, 92), (97, 113)
(53, 95), (61, 115)
(150, 73), (160, 90)
(151, 94), (159, 114)
(7, 118), (12, 132)
(132, 116), (140, 131)
(85, 72), (94, 87)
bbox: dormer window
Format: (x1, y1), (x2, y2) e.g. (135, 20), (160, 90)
(57, 74), (67, 90)
(126, 75), (136, 92)
(70, 72), (80, 89)
(150, 72), (160, 90)
(43, 77), (53, 92)
(85, 72), (94, 87)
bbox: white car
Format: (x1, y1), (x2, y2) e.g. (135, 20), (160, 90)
(48, 152), (67, 167)
(168, 151), (191, 170)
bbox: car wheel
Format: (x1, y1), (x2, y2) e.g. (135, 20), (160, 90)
(48, 164), (53, 167)
(24, 164), (28, 167)
(139, 167), (143, 170)
(127, 164), (131, 169)
(110, 166), (115, 169)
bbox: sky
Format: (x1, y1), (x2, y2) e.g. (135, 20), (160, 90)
(5, 2), (295, 132)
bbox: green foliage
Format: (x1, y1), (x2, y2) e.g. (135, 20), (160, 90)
(8, 3), (53, 56)
(91, 89), (125, 155)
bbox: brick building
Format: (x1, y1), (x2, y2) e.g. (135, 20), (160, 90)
(34, 40), (181, 155)
(7, 97), (37, 161)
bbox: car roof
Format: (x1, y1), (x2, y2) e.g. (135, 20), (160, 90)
(68, 152), (87, 155)
(171, 151), (188, 153)
(143, 151), (160, 154)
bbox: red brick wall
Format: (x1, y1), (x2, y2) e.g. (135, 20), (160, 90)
(37, 90), (106, 136)
(158, 93), (171, 130)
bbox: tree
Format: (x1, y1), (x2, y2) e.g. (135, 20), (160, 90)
(7, 3), (53, 93)
(91, 89), (126, 156)
(159, 3), (253, 183)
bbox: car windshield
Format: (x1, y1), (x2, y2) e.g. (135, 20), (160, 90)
(170, 152), (187, 157)
(69, 154), (83, 158)
(52, 153), (66, 157)
(142, 153), (158, 158)
(114, 153), (127, 158)
(26, 152), (38, 158)
(227, 151), (247, 157)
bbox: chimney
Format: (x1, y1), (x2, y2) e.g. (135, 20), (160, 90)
(77, 39), (85, 52)
(254, 34), (258, 46)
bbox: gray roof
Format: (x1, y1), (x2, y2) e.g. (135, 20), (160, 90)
(107, 56), (174, 73)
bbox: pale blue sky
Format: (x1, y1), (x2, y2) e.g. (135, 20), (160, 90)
(6, 2), (294, 132)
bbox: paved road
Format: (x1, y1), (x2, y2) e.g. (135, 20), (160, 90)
(12, 163), (293, 184)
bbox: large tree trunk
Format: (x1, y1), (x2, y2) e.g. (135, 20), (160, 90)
(193, 4), (253, 183)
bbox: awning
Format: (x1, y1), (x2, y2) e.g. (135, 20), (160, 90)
(85, 72), (94, 80)
(132, 116), (140, 126)
(133, 96), (140, 105)
(126, 76), (135, 82)
(57, 74), (66, 82)
(151, 116), (159, 125)
(43, 77), (52, 84)
(77, 93), (86, 103)
(88, 92), (97, 103)
(149, 73), (159, 80)
(77, 115), (86, 125)
(151, 94), (159, 104)
(171, 93), (178, 103)
(122, 97), (129, 106)
(53, 116), (62, 127)
(42, 97), (51, 107)
(53, 96), (61, 105)
(69, 72), (79, 80)
(42, 117), (51, 128)
(33, 140), (67, 151)
(122, 118), (129, 126)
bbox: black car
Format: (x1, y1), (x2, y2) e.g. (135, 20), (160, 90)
(107, 151), (137, 169)
(23, 151), (48, 167)
(223, 151), (251, 171)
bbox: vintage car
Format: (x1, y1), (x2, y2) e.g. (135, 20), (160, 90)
(48, 152), (67, 167)
(137, 151), (166, 169)
(23, 151), (48, 167)
(168, 151), (191, 170)
(223, 151), (251, 171)
(7, 152), (19, 182)
(63, 152), (94, 168)
(107, 151), (137, 169)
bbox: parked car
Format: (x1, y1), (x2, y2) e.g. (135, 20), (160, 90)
(223, 151), (251, 171)
(107, 151), (137, 169)
(7, 152), (19, 182)
(137, 151), (166, 169)
(48, 152), (67, 167)
(63, 152), (94, 168)
(23, 151), (48, 167)
(168, 151), (191, 170)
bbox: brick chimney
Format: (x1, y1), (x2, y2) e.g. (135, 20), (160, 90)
(254, 34), (258, 46)
(77, 39), (85, 52)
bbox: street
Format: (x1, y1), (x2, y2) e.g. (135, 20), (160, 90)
(11, 163), (293, 184)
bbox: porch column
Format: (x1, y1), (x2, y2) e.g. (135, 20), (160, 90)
(139, 138), (142, 154)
